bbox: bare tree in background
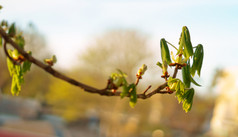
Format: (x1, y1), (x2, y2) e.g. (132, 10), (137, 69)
(79, 29), (151, 82)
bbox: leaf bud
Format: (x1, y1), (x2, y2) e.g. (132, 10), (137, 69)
(136, 64), (147, 78)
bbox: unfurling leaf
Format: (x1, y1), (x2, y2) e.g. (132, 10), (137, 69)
(182, 60), (201, 87)
(156, 61), (163, 68)
(8, 23), (16, 37)
(190, 75), (201, 87)
(44, 55), (57, 66)
(175, 80), (185, 103)
(7, 57), (14, 76)
(178, 26), (193, 59)
(182, 62), (191, 88)
(191, 44), (204, 77)
(129, 84), (137, 108)
(160, 38), (172, 64)
(10, 65), (24, 96)
(111, 69), (127, 88)
(22, 51), (32, 74)
(15, 35), (25, 49)
(22, 60), (32, 74)
(137, 64), (147, 78)
(182, 88), (194, 113)
(121, 85), (129, 98)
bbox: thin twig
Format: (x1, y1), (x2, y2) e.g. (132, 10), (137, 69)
(143, 85), (152, 94)
(173, 65), (179, 78)
(135, 77), (140, 86)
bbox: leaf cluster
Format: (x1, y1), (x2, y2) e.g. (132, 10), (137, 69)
(1, 20), (32, 95)
(156, 26), (204, 112)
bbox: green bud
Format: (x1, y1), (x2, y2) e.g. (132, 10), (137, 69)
(137, 64), (147, 77)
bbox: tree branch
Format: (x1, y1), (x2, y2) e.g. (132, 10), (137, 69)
(0, 26), (178, 99)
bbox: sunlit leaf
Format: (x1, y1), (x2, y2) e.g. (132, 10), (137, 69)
(7, 50), (14, 76)
(191, 44), (204, 77)
(182, 62), (191, 88)
(129, 84), (137, 108)
(178, 26), (193, 59)
(167, 77), (179, 85)
(182, 88), (194, 113)
(11, 74), (21, 96)
(160, 38), (172, 64)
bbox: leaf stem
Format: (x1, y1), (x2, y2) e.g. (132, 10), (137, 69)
(166, 41), (178, 50)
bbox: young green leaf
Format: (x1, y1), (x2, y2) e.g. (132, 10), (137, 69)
(184, 26), (193, 57)
(15, 35), (25, 49)
(8, 23), (16, 37)
(121, 85), (129, 98)
(11, 75), (20, 96)
(175, 81), (185, 103)
(129, 84), (137, 108)
(182, 62), (191, 88)
(7, 58), (14, 76)
(7, 50), (14, 76)
(156, 61), (163, 69)
(190, 75), (201, 87)
(182, 88), (195, 113)
(160, 38), (172, 64)
(191, 44), (204, 77)
(22, 51), (32, 73)
(23, 61), (32, 74)
(178, 26), (193, 59)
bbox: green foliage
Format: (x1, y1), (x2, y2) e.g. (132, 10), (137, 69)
(191, 44), (204, 77)
(8, 23), (16, 37)
(182, 88), (194, 113)
(22, 52), (32, 73)
(1, 20), (32, 95)
(182, 62), (191, 88)
(129, 84), (137, 108)
(109, 70), (138, 108)
(167, 77), (195, 112)
(7, 56), (24, 96)
(163, 26), (204, 113)
(178, 26), (193, 59)
(15, 35), (25, 49)
(0, 18), (203, 113)
(160, 38), (172, 65)
(110, 69), (127, 88)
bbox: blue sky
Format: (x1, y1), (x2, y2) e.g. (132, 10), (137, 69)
(1, 0), (238, 93)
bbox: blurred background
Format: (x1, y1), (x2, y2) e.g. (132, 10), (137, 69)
(0, 0), (238, 137)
